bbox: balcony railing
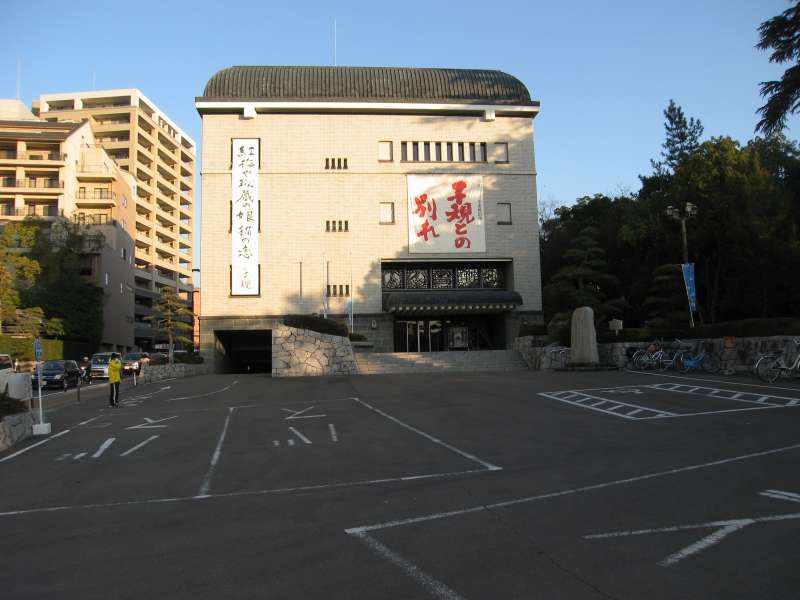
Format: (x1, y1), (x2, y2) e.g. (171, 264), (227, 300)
(78, 163), (115, 175)
(72, 213), (113, 226)
(0, 178), (63, 189)
(77, 190), (115, 200)
(0, 150), (65, 161)
(0, 206), (63, 217)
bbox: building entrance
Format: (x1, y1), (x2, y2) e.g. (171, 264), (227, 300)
(393, 317), (503, 352)
(214, 330), (271, 373)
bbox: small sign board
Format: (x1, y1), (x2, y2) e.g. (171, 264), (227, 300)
(609, 319), (623, 335)
(34, 337), (43, 361)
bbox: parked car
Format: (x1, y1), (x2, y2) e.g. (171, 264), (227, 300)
(31, 360), (81, 390)
(0, 354), (13, 371)
(121, 352), (149, 375)
(148, 353), (168, 365)
(90, 352), (115, 379)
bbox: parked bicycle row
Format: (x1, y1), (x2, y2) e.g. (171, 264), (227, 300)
(627, 338), (800, 383)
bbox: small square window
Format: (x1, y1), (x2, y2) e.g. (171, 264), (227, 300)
(378, 141), (393, 162)
(494, 142), (509, 163)
(497, 202), (512, 224)
(379, 202), (395, 224)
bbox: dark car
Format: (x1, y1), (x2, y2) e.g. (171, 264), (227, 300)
(148, 353), (168, 365)
(121, 352), (149, 375)
(32, 360), (81, 390)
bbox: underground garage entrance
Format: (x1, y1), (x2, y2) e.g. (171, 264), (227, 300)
(215, 330), (272, 374)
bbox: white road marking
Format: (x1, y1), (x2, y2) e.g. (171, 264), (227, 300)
(329, 423), (339, 442)
(645, 383), (800, 406)
(76, 416), (103, 427)
(0, 429), (71, 463)
(349, 530), (467, 600)
(196, 407), (235, 497)
(0, 468), (492, 518)
(120, 435), (159, 457)
(788, 400), (800, 406)
(72, 452), (86, 461)
(354, 398), (501, 471)
(126, 416), (178, 430)
(92, 438), (115, 458)
(759, 489), (800, 504)
(626, 369), (800, 393)
(638, 405), (778, 419)
(289, 427), (312, 444)
(345, 442), (800, 535)
(55, 453), (71, 462)
(538, 391), (674, 420)
(287, 439), (296, 446)
(282, 406), (327, 420)
(272, 440), (280, 447)
(166, 381), (238, 402)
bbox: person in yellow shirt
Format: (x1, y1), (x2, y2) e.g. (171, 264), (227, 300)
(108, 353), (122, 407)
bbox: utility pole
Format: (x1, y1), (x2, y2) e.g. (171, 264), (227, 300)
(666, 203), (698, 328)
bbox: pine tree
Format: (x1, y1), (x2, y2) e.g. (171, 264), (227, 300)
(145, 287), (194, 364)
(643, 264), (689, 329)
(651, 100), (704, 175)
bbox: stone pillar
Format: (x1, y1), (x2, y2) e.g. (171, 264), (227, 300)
(570, 306), (599, 364)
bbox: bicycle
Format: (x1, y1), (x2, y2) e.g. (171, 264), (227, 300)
(657, 339), (693, 371)
(755, 339), (800, 383)
(632, 340), (664, 370)
(548, 346), (570, 369)
(679, 342), (721, 373)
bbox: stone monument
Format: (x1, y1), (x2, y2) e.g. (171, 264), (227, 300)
(570, 306), (599, 365)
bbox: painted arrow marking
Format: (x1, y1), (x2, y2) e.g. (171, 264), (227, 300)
(282, 406), (326, 420)
(289, 427), (313, 444)
(585, 510), (800, 566)
(126, 416), (178, 430)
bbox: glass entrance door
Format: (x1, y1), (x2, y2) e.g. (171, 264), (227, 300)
(394, 319), (446, 352)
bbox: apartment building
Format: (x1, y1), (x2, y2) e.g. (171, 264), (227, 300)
(0, 100), (136, 351)
(196, 66), (542, 373)
(34, 89), (195, 351)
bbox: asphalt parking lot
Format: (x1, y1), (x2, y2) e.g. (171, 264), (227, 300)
(1, 369), (799, 599)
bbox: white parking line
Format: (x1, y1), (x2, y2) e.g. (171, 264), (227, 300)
(328, 423), (339, 442)
(92, 438), (115, 458)
(196, 407), (235, 497)
(354, 398), (501, 471)
(289, 427), (312, 444)
(626, 369), (800, 393)
(0, 429), (71, 463)
(72, 452), (86, 461)
(759, 489), (800, 504)
(538, 391), (674, 420)
(120, 435), (159, 457)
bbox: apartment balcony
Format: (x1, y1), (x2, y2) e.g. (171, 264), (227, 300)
(0, 150), (65, 164)
(76, 189), (116, 208)
(94, 121), (130, 135)
(77, 163), (117, 182)
(72, 212), (113, 227)
(134, 322), (154, 338)
(0, 177), (63, 192)
(0, 204), (63, 219)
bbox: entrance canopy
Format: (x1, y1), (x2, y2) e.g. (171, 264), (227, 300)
(384, 290), (522, 316)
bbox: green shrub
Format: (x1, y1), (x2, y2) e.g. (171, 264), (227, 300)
(283, 315), (348, 338)
(0, 336), (63, 361)
(348, 332), (367, 342)
(595, 318), (800, 343)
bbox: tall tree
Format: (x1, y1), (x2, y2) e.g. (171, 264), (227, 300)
(0, 222), (41, 332)
(756, 1), (800, 136)
(145, 287), (193, 364)
(651, 100), (705, 176)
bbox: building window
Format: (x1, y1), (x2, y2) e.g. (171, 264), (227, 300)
(457, 143), (465, 162)
(326, 220), (349, 232)
(494, 142), (509, 163)
(104, 272), (109, 286)
(379, 202), (395, 224)
(432, 268), (454, 289)
(435, 142), (442, 162)
(469, 143), (476, 162)
(120, 283), (123, 294)
(378, 141), (393, 162)
(456, 267), (480, 288)
(412, 142), (419, 162)
(381, 263), (507, 291)
(400, 142), (408, 161)
(423, 142), (430, 161)
(482, 267), (503, 289)
(497, 203), (512, 225)
(382, 268), (403, 289)
(121, 247), (127, 260)
(479, 143), (487, 162)
(446, 143), (453, 161)
(406, 268), (429, 289)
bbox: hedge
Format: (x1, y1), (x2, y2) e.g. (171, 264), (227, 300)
(283, 315), (348, 338)
(596, 318), (800, 344)
(0, 336), (63, 361)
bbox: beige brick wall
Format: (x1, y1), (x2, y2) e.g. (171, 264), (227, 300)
(201, 112), (542, 318)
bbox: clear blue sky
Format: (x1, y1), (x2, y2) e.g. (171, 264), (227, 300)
(4, 0), (796, 257)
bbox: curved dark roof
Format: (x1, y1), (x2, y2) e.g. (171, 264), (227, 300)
(201, 66), (534, 106)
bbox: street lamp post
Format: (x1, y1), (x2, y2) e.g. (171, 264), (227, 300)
(666, 203), (698, 328)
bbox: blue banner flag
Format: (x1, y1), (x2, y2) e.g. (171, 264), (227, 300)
(682, 263), (697, 312)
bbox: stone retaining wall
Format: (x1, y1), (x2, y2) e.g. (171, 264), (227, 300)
(0, 411), (33, 452)
(272, 325), (357, 377)
(515, 335), (800, 372)
(138, 363), (212, 384)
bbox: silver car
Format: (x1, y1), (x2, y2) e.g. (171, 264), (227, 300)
(90, 352), (115, 379)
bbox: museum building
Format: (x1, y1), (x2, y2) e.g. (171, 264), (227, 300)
(196, 66), (542, 372)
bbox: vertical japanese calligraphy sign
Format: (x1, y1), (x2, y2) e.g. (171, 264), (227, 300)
(231, 138), (260, 295)
(407, 175), (485, 253)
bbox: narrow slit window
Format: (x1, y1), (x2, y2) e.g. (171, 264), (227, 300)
(423, 142), (430, 161)
(469, 143), (476, 162)
(446, 143), (453, 161)
(457, 143), (465, 162)
(480, 142), (487, 162)
(435, 142), (442, 161)
(401, 142), (408, 161)
(412, 142), (419, 162)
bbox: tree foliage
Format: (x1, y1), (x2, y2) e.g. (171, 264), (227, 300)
(652, 100), (704, 175)
(756, 1), (800, 136)
(145, 287), (194, 363)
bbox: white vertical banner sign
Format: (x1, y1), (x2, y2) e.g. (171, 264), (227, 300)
(231, 138), (260, 295)
(407, 175), (485, 254)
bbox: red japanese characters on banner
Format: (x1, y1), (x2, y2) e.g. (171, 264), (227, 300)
(407, 175), (485, 254)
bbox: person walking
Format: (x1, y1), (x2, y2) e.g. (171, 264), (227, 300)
(108, 353), (122, 407)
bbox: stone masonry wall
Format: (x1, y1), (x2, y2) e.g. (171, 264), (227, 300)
(515, 335), (800, 372)
(272, 324), (357, 377)
(0, 411), (33, 453)
(138, 363), (212, 384)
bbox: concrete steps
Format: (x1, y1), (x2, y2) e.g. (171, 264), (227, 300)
(354, 349), (529, 375)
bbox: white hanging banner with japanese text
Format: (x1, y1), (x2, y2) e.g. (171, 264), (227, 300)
(231, 138), (259, 295)
(407, 175), (485, 254)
